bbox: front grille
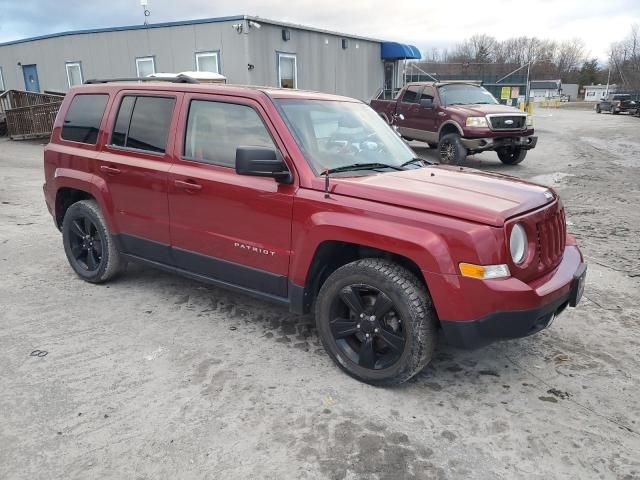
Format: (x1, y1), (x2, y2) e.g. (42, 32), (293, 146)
(489, 115), (526, 130)
(536, 208), (566, 269)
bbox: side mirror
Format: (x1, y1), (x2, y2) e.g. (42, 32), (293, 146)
(236, 147), (292, 184)
(420, 98), (434, 108)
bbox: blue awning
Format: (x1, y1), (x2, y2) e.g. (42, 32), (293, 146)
(381, 42), (421, 60)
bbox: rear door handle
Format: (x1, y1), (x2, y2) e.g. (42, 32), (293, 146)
(174, 179), (202, 191)
(100, 165), (121, 175)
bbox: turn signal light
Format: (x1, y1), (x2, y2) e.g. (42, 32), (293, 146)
(459, 263), (510, 280)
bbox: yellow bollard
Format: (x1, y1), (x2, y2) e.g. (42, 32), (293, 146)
(519, 101), (525, 112)
(527, 101), (534, 115)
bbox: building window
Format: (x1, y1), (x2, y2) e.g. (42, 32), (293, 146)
(0, 67), (5, 91)
(184, 100), (275, 167)
(66, 62), (83, 87)
(195, 52), (220, 73)
(111, 95), (175, 153)
(136, 57), (156, 78)
(277, 53), (297, 89)
(61, 94), (109, 145)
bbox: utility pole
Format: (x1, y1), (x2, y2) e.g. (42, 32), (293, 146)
(605, 65), (611, 96)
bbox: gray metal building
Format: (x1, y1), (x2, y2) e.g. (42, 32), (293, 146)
(0, 15), (420, 101)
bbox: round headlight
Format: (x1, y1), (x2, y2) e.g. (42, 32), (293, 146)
(510, 223), (528, 264)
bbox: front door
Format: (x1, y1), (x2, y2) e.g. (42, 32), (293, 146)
(167, 94), (295, 298)
(96, 91), (182, 263)
(413, 86), (439, 143)
(22, 64), (40, 92)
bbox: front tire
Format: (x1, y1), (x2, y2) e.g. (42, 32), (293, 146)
(438, 133), (467, 165)
(62, 200), (123, 283)
(497, 146), (528, 165)
(315, 259), (438, 386)
(596, 104), (601, 113)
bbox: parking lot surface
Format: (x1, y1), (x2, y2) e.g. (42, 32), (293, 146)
(0, 108), (639, 479)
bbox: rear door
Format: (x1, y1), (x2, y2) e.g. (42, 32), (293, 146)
(167, 94), (295, 298)
(96, 91), (183, 263)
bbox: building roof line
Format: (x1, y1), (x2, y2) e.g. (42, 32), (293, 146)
(0, 14), (387, 47)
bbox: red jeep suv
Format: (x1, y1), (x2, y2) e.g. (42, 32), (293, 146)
(43, 78), (586, 385)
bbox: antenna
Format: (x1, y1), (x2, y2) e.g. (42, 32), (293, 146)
(140, 0), (151, 25)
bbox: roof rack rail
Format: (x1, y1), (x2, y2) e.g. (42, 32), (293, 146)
(84, 75), (199, 85)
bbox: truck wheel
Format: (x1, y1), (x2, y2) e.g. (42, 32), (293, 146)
(62, 200), (123, 283)
(497, 147), (528, 165)
(596, 104), (601, 113)
(438, 133), (467, 165)
(612, 109), (620, 115)
(315, 258), (437, 386)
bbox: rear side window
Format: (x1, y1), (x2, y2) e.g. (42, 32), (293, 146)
(111, 95), (175, 153)
(184, 100), (275, 167)
(61, 94), (109, 144)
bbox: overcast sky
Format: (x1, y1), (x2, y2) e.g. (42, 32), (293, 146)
(0, 0), (638, 61)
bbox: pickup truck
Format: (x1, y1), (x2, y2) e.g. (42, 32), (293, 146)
(43, 78), (584, 385)
(596, 93), (638, 115)
(371, 82), (537, 165)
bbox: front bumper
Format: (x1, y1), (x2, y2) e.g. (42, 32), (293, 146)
(441, 262), (586, 349)
(461, 135), (537, 152)
(424, 245), (586, 349)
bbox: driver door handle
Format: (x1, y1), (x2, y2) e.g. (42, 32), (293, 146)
(99, 165), (121, 175)
(174, 179), (202, 192)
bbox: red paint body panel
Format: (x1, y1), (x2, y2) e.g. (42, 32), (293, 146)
(43, 82), (582, 328)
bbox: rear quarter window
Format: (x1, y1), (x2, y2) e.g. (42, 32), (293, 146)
(61, 94), (109, 145)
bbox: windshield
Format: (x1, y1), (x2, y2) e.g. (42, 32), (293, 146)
(438, 84), (499, 106)
(274, 99), (416, 175)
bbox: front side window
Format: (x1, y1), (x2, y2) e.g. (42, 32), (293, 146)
(438, 84), (498, 106)
(111, 96), (175, 153)
(66, 62), (83, 87)
(61, 94), (109, 144)
(136, 57), (156, 77)
(278, 53), (297, 89)
(184, 100), (275, 167)
(275, 99), (415, 175)
(402, 86), (421, 104)
(195, 52), (220, 73)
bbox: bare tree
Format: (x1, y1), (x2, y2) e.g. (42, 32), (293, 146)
(554, 39), (586, 77)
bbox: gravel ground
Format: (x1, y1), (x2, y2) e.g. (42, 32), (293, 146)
(0, 108), (639, 480)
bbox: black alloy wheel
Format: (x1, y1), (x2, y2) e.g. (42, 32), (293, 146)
(329, 284), (406, 370)
(438, 133), (467, 165)
(315, 258), (437, 385)
(68, 216), (103, 272)
(62, 200), (123, 283)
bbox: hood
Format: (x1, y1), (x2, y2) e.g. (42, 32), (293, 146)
(446, 104), (525, 116)
(325, 166), (554, 226)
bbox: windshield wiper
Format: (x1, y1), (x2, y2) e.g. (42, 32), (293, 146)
(400, 157), (435, 167)
(321, 163), (405, 175)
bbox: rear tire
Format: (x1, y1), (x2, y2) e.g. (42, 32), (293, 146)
(62, 200), (123, 283)
(596, 104), (601, 113)
(315, 258), (438, 386)
(497, 147), (528, 165)
(438, 133), (467, 165)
